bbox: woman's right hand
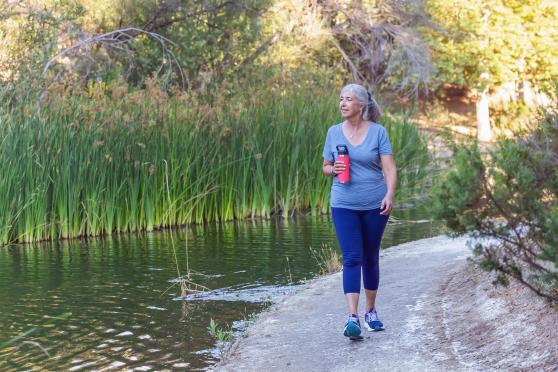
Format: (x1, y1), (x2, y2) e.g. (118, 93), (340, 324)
(332, 160), (346, 175)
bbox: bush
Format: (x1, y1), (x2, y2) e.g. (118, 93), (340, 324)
(432, 106), (558, 303)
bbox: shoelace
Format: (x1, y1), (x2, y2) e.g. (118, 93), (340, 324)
(365, 310), (379, 322)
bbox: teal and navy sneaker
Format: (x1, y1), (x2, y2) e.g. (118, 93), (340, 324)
(343, 314), (362, 338)
(364, 308), (384, 331)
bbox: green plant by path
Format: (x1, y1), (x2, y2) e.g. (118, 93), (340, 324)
(207, 318), (235, 359)
(310, 243), (342, 275)
(431, 106), (558, 303)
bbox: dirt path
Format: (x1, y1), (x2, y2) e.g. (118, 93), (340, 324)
(212, 235), (558, 372)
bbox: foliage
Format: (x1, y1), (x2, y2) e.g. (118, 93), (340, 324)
(431, 106), (558, 303)
(266, 0), (433, 95)
(310, 243), (342, 275)
(111, 0), (272, 85)
(0, 70), (431, 244)
(491, 101), (539, 134)
(207, 318), (235, 358)
(424, 0), (558, 93)
(0, 1), (84, 78)
(431, 142), (484, 234)
(324, 0), (432, 95)
(2, 0), (557, 99)
(1, 0), (438, 95)
(383, 112), (432, 198)
(0, 0), (272, 89)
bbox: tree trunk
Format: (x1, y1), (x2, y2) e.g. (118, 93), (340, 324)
(476, 92), (491, 142)
(521, 80), (534, 106)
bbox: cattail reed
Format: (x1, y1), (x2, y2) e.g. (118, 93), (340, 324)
(0, 75), (431, 244)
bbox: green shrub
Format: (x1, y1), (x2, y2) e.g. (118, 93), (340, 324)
(432, 106), (558, 303)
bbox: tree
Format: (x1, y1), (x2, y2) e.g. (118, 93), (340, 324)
(110, 0), (272, 85)
(261, 0), (433, 96)
(0, 0), (273, 88)
(424, 0), (558, 140)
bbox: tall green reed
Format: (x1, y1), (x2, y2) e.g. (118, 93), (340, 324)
(0, 76), (431, 244)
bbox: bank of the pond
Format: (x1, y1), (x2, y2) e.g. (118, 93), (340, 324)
(214, 235), (558, 371)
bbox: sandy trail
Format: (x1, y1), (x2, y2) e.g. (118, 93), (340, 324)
(215, 236), (558, 371)
(214, 236), (471, 371)
(213, 235), (558, 371)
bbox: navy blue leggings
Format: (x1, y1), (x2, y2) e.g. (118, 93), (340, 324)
(331, 207), (389, 294)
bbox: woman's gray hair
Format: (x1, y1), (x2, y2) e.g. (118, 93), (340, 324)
(340, 84), (381, 123)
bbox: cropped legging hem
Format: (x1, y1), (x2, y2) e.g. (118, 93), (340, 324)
(331, 207), (389, 294)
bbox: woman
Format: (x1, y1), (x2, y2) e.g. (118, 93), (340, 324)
(322, 84), (397, 339)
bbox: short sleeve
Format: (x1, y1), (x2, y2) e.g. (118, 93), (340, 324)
(322, 128), (335, 162)
(378, 126), (393, 156)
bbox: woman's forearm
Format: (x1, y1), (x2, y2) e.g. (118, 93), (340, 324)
(323, 164), (335, 177)
(385, 168), (397, 199)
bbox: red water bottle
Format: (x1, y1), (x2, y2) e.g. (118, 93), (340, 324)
(336, 145), (350, 184)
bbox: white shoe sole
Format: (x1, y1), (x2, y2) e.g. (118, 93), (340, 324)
(363, 322), (384, 332)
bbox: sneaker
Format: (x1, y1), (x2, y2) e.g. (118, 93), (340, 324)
(364, 308), (384, 331)
(343, 314), (362, 338)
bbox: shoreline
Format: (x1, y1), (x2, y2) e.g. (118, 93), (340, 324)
(1, 209), (334, 246)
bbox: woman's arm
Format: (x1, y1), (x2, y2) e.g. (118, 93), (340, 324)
(323, 160), (335, 176)
(380, 155), (397, 215)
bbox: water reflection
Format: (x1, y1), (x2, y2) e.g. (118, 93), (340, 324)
(0, 209), (444, 370)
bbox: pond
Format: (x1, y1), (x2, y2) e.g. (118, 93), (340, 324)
(0, 207), (444, 371)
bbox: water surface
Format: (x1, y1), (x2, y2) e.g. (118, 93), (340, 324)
(0, 208), (444, 370)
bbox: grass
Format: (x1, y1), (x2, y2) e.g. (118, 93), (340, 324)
(310, 243), (342, 275)
(0, 75), (432, 244)
(207, 318), (235, 359)
(206, 308), (265, 362)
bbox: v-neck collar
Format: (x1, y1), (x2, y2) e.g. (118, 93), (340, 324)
(339, 122), (372, 148)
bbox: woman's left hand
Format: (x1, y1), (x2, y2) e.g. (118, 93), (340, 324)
(380, 197), (393, 216)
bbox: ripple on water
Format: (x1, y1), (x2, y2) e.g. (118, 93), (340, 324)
(175, 284), (300, 303)
(69, 361), (97, 371)
(104, 361), (126, 370)
(134, 366), (153, 371)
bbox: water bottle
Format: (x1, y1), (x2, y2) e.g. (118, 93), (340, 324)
(336, 145), (350, 184)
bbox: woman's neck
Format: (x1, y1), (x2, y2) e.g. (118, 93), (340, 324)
(345, 116), (365, 129)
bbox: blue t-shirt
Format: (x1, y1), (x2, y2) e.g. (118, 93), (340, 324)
(322, 122), (393, 210)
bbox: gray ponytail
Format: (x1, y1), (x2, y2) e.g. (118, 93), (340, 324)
(340, 84), (381, 123)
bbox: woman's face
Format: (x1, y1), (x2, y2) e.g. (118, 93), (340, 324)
(339, 92), (363, 119)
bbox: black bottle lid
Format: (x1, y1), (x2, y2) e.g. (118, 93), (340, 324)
(336, 144), (349, 155)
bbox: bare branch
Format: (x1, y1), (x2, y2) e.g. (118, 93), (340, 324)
(317, 0), (432, 95)
(37, 27), (187, 113)
(331, 39), (366, 83)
